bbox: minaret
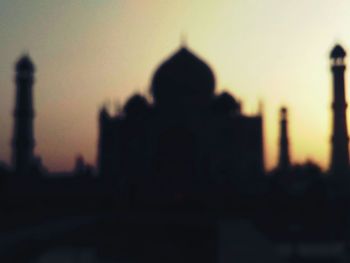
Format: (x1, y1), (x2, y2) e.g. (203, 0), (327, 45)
(330, 44), (349, 176)
(97, 106), (109, 176)
(12, 54), (36, 175)
(277, 107), (290, 171)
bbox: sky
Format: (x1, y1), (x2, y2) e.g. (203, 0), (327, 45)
(1, 0), (350, 172)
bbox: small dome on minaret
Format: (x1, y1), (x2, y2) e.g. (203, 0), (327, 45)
(15, 54), (35, 73)
(281, 107), (287, 120)
(330, 44), (346, 59)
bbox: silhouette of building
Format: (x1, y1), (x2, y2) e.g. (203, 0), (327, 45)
(98, 46), (265, 204)
(277, 107), (291, 171)
(329, 44), (349, 176)
(12, 54), (36, 175)
(3, 45), (350, 263)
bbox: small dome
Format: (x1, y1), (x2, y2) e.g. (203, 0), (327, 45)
(330, 44), (346, 58)
(280, 107), (288, 120)
(213, 92), (241, 115)
(151, 47), (215, 105)
(124, 94), (150, 117)
(16, 54), (35, 72)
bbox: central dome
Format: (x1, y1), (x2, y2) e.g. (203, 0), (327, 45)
(151, 47), (215, 106)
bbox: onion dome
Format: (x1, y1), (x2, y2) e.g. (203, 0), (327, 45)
(15, 54), (35, 73)
(212, 92), (241, 115)
(330, 44), (346, 59)
(124, 94), (150, 117)
(151, 47), (215, 105)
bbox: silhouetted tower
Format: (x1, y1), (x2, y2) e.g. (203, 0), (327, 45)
(12, 54), (36, 175)
(330, 44), (349, 176)
(278, 107), (290, 170)
(97, 106), (109, 176)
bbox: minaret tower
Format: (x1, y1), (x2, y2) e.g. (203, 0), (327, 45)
(97, 106), (110, 176)
(330, 44), (349, 176)
(278, 107), (291, 171)
(12, 54), (36, 175)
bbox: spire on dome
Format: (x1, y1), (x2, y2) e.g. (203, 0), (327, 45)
(180, 32), (188, 48)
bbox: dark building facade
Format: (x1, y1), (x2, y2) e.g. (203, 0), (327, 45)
(12, 55), (36, 176)
(98, 47), (265, 204)
(329, 44), (350, 176)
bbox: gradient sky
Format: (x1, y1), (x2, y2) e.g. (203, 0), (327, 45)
(1, 0), (350, 172)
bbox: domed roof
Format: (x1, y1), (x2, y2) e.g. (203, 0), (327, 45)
(16, 54), (35, 72)
(330, 44), (346, 58)
(124, 94), (150, 117)
(213, 92), (241, 115)
(151, 47), (215, 104)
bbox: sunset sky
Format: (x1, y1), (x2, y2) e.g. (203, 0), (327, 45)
(1, 0), (350, 172)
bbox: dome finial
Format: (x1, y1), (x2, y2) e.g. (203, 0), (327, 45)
(22, 49), (29, 56)
(180, 32), (187, 48)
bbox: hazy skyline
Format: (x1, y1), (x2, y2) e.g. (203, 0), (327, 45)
(1, 0), (350, 171)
